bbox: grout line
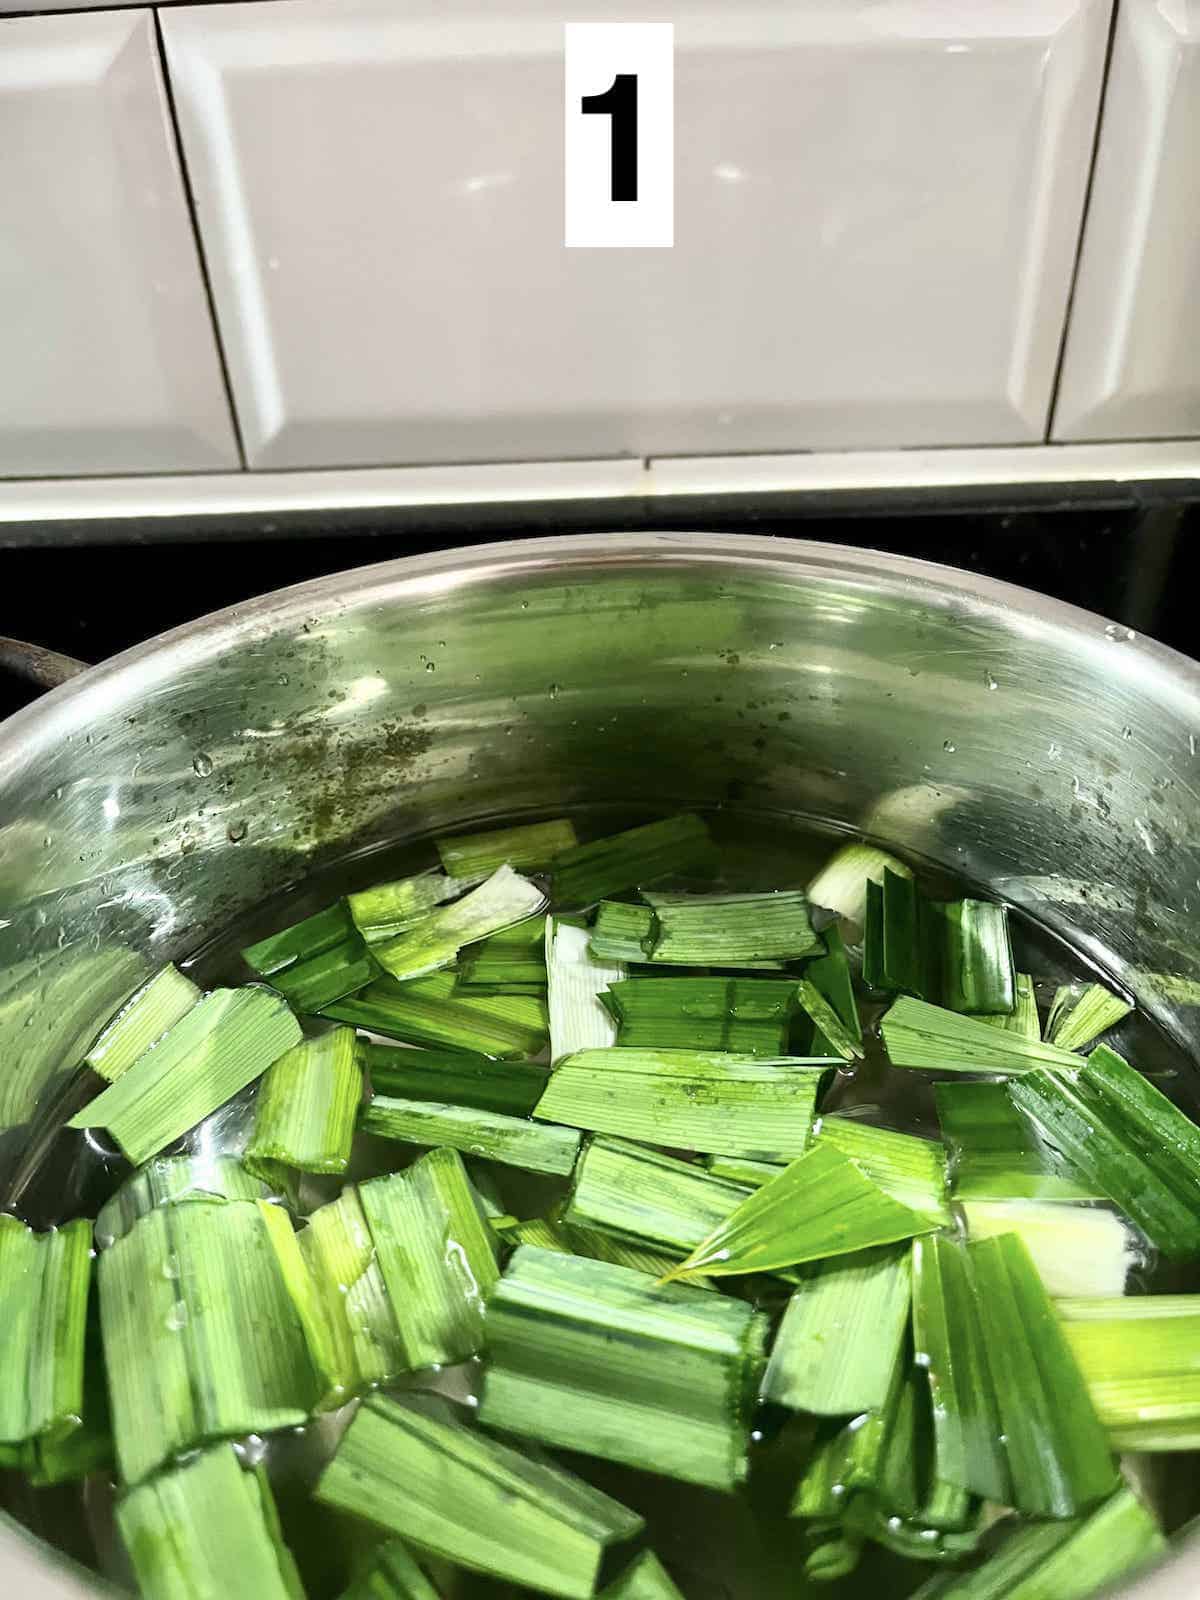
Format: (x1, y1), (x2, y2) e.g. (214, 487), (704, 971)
(151, 6), (249, 470)
(1044, 0), (1122, 443)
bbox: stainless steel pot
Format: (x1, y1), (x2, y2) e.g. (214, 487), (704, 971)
(1, 531), (1196, 1597)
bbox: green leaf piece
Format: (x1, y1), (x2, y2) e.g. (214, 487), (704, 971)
(374, 866), (547, 983)
(881, 997), (1079, 1075)
(348, 868), (484, 946)
(967, 1232), (1117, 1517)
(800, 925), (863, 1054)
(535, 1048), (826, 1160)
(246, 1025), (362, 1176)
(961, 1199), (1136, 1299)
(934, 1081), (1099, 1202)
(589, 901), (654, 963)
(643, 889), (820, 967)
(0, 1215), (91, 1448)
(551, 813), (716, 909)
(911, 1234), (1009, 1504)
(268, 934), (378, 1013)
(865, 875), (1015, 1016)
(437, 818), (579, 878)
(341, 1540), (442, 1600)
(299, 1186), (405, 1389)
(1058, 1296), (1200, 1450)
(789, 1337), (909, 1518)
(361, 1040), (548, 1117)
(936, 899), (1016, 1016)
(605, 976), (800, 1055)
(907, 1487), (1165, 1600)
(762, 1245), (911, 1416)
(979, 972), (1039, 1041)
(363, 1095), (581, 1176)
(493, 1213), (715, 1289)
(599, 1551), (684, 1600)
(795, 978), (862, 1062)
(480, 1245), (766, 1490)
(547, 916), (623, 1062)
(704, 1154), (785, 1187)
(84, 963), (201, 1083)
(99, 1200), (317, 1484)
(315, 1394), (644, 1599)
(457, 919), (548, 993)
(68, 986), (303, 1166)
(1008, 1050), (1200, 1260)
(1045, 983), (1132, 1053)
(817, 1115), (952, 1227)
(566, 1136), (752, 1258)
(257, 1198), (357, 1411)
(324, 972), (547, 1059)
(359, 1148), (499, 1371)
(116, 1444), (303, 1600)
(243, 901), (355, 978)
(95, 1154), (271, 1249)
(664, 1143), (936, 1281)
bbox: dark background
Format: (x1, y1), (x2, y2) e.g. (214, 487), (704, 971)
(0, 493), (1195, 719)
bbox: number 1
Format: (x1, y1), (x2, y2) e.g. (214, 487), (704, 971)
(581, 73), (638, 202)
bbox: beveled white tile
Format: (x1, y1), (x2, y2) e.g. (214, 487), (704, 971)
(163, 0), (1112, 468)
(1053, 0), (1200, 441)
(0, 10), (239, 477)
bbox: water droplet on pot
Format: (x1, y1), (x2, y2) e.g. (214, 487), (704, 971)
(42, 835), (52, 848)
(277, 673), (289, 687)
(1104, 623), (1136, 642)
(985, 673), (998, 691)
(193, 752), (214, 778)
(548, 683), (560, 700)
(1048, 742), (1061, 760)
(1121, 726), (1133, 741)
(226, 820), (248, 844)
(942, 740), (956, 754)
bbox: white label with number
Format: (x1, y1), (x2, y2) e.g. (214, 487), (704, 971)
(564, 22), (673, 249)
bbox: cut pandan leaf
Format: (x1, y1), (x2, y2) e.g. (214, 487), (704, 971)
(663, 1143), (936, 1282)
(600, 1551), (684, 1600)
(911, 1234), (1009, 1504)
(68, 986), (302, 1166)
(807, 842), (913, 942)
(936, 898), (1015, 1016)
(643, 889), (821, 967)
(762, 1245), (911, 1416)
(300, 1186), (405, 1388)
(316, 1394), (644, 1599)
(374, 865), (547, 983)
(589, 902), (654, 963)
(0, 1216), (91, 1448)
(881, 996), (1078, 1075)
(85, 962), (201, 1083)
(934, 1082), (1099, 1202)
(257, 1199), (357, 1411)
(493, 1214), (715, 1289)
(1046, 982), (1132, 1052)
(795, 978), (862, 1062)
(705, 1154), (785, 1187)
(243, 900), (355, 977)
(99, 1199), (318, 1484)
(458, 921), (548, 993)
(117, 1444), (303, 1600)
(480, 1245), (766, 1490)
(790, 1337), (910, 1518)
(269, 935), (377, 1013)
(961, 1199), (1136, 1299)
(95, 1153), (271, 1249)
(566, 1136), (752, 1258)
(1008, 1047), (1200, 1259)
(362, 1041), (548, 1117)
(438, 818), (579, 878)
(551, 812), (715, 909)
(23, 1325), (112, 1487)
(359, 1148), (499, 1371)
(349, 867), (486, 945)
(800, 925), (863, 1055)
(342, 1540), (442, 1600)
(979, 971), (1039, 1040)
(604, 976), (800, 1055)
(246, 1026), (362, 1176)
(534, 1048), (826, 1161)
(967, 1231), (1117, 1517)
(547, 916), (623, 1063)
(1057, 1298), (1200, 1450)
(864, 871), (1015, 1016)
(362, 1095), (581, 1176)
(907, 1486), (1165, 1600)
(816, 1115), (952, 1227)
(324, 972), (547, 1059)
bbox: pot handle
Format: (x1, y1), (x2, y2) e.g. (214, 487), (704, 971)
(0, 636), (88, 692)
